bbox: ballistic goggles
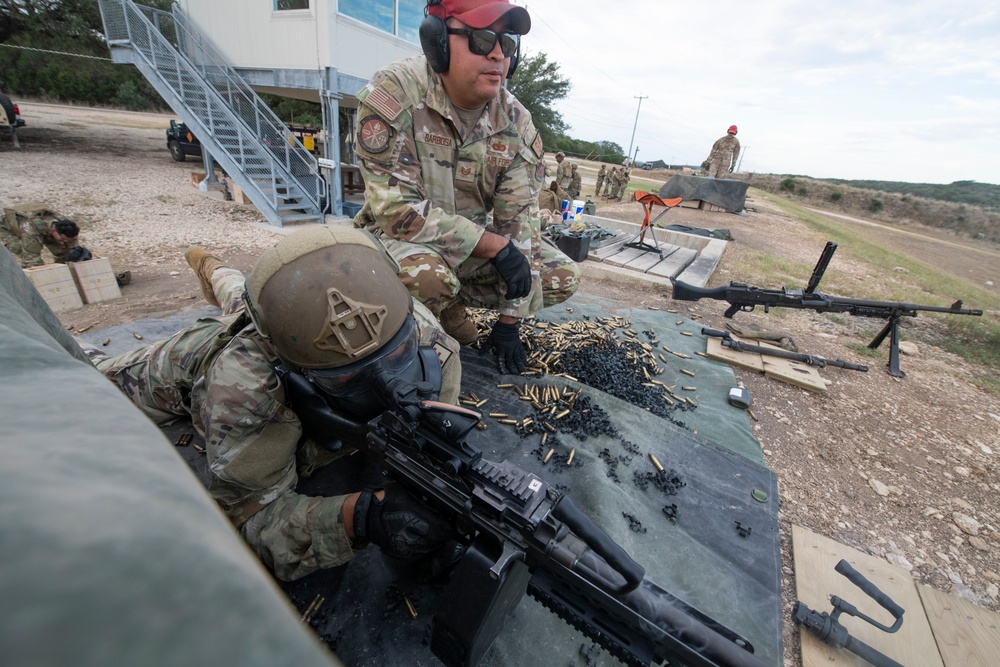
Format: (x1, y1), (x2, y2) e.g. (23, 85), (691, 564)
(446, 28), (520, 58)
(304, 315), (419, 398)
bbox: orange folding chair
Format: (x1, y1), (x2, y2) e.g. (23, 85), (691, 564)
(622, 190), (683, 258)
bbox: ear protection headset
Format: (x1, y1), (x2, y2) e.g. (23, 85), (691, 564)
(419, 0), (520, 78)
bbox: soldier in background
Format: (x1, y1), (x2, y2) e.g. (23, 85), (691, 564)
(594, 164), (606, 196)
(352, 0), (580, 374)
(567, 163), (581, 201)
(703, 125), (741, 178)
(2, 204), (82, 268)
(602, 167), (617, 198)
(554, 151), (573, 192)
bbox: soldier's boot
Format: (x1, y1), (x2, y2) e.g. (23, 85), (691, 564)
(439, 301), (479, 345)
(184, 246), (226, 307)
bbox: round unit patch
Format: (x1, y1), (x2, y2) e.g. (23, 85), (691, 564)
(358, 115), (395, 154)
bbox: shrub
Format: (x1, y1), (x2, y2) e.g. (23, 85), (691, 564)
(868, 198), (884, 212)
(797, 186), (808, 196)
(780, 177), (796, 192)
(830, 191), (842, 202)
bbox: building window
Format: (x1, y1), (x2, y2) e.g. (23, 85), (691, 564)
(339, 0), (423, 44)
(276, 0), (309, 10)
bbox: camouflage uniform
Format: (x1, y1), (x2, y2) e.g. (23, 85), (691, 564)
(555, 158), (573, 192)
(614, 169), (631, 200)
(353, 56), (579, 321)
(90, 268), (461, 581)
(2, 205), (76, 268)
(705, 134), (741, 179)
(602, 168), (616, 197)
(595, 165), (606, 196)
(567, 168), (581, 201)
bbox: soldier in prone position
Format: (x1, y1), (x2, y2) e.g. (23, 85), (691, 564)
(352, 0), (580, 374)
(86, 227), (462, 582)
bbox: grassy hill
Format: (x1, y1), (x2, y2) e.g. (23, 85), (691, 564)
(740, 174), (1000, 245)
(824, 179), (1000, 211)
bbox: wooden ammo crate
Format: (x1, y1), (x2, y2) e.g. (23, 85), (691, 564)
(23, 264), (84, 312)
(68, 257), (122, 304)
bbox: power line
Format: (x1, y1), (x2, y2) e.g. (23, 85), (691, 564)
(522, 4), (632, 95)
(0, 43), (112, 61)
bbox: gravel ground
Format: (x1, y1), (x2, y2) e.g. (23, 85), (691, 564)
(6, 103), (1000, 666)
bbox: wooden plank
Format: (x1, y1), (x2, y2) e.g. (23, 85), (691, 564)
(23, 265), (83, 312)
(647, 247), (697, 278)
(793, 524), (943, 667)
(917, 583), (1000, 667)
(69, 257), (121, 304)
(590, 240), (627, 260)
(678, 199), (701, 208)
(705, 335), (764, 371)
(602, 246), (650, 268)
(757, 340), (827, 392)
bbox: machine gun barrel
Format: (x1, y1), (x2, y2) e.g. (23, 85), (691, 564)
(364, 397), (766, 667)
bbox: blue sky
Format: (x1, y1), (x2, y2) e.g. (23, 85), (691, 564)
(516, 0), (999, 185)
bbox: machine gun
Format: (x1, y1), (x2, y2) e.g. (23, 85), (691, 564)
(671, 242), (983, 377)
(363, 381), (767, 667)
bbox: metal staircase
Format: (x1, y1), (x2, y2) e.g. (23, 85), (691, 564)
(98, 0), (326, 227)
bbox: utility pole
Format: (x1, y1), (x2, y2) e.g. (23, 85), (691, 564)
(626, 95), (647, 166)
(632, 145), (640, 166)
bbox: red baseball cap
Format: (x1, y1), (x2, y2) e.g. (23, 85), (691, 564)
(728, 125), (738, 134)
(428, 0), (531, 34)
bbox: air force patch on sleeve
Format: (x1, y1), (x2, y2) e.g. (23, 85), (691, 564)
(358, 115), (395, 155)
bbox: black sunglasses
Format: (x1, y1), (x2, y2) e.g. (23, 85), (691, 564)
(446, 28), (520, 58)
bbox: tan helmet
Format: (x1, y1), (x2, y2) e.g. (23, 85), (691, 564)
(246, 226), (411, 370)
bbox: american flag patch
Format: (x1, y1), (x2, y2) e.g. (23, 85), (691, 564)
(367, 88), (402, 121)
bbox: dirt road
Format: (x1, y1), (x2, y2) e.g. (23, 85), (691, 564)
(5, 104), (999, 665)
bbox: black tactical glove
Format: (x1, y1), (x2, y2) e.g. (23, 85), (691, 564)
(728, 167), (734, 173)
(489, 240), (531, 300)
(353, 482), (453, 559)
(481, 319), (527, 374)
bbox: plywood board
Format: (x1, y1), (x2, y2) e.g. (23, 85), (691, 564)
(917, 583), (1000, 667)
(69, 257), (121, 304)
(792, 524), (943, 667)
(23, 264), (83, 312)
(705, 335), (765, 371)
(647, 247), (697, 278)
(757, 339), (827, 393)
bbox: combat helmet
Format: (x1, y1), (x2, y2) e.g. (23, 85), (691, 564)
(246, 225), (411, 371)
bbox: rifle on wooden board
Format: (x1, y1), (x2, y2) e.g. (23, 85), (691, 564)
(671, 242), (982, 377)
(700, 327), (868, 372)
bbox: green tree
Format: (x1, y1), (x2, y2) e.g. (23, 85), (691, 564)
(506, 50), (570, 148)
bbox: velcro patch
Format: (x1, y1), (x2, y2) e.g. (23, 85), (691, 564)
(531, 131), (543, 158)
(358, 115), (395, 155)
(417, 132), (454, 149)
(432, 342), (453, 368)
(456, 162), (477, 183)
(366, 87), (402, 121)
